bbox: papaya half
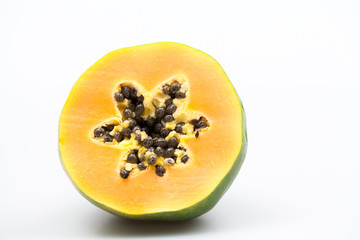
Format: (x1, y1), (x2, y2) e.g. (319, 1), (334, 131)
(59, 42), (247, 221)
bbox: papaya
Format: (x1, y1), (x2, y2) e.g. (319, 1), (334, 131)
(59, 42), (247, 221)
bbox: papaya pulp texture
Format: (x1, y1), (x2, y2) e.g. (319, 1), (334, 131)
(59, 42), (247, 221)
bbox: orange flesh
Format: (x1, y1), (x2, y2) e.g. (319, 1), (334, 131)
(59, 43), (243, 214)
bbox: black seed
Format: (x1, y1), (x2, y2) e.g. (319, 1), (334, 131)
(104, 125), (115, 131)
(137, 95), (144, 103)
(155, 165), (165, 177)
(142, 126), (150, 135)
(175, 122), (184, 133)
(120, 169), (129, 179)
(147, 154), (157, 165)
(94, 127), (105, 137)
(164, 147), (175, 157)
(165, 98), (173, 106)
(122, 86), (131, 99)
(103, 133), (113, 143)
(170, 83), (181, 93)
(127, 153), (138, 163)
(135, 104), (145, 116)
(146, 116), (156, 128)
(128, 119), (136, 129)
(167, 137), (179, 148)
(162, 85), (171, 94)
(155, 107), (166, 119)
(133, 149), (139, 155)
(181, 155), (189, 163)
(130, 88), (138, 100)
(191, 119), (199, 127)
(132, 125), (141, 133)
(143, 137), (153, 148)
(123, 109), (133, 119)
(195, 131), (199, 138)
(114, 92), (124, 102)
(138, 162), (147, 171)
(154, 122), (163, 133)
(164, 115), (174, 122)
(178, 146), (187, 152)
(160, 128), (170, 138)
(139, 154), (146, 162)
(152, 133), (160, 138)
(175, 91), (186, 99)
(128, 102), (135, 112)
(135, 134), (142, 143)
(155, 138), (167, 148)
(198, 120), (207, 128)
(114, 131), (122, 142)
(147, 147), (155, 152)
(154, 147), (164, 156)
(165, 104), (177, 115)
(134, 116), (146, 126)
(122, 128), (132, 138)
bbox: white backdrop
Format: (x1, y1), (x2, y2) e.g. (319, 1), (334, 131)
(1, 0), (359, 239)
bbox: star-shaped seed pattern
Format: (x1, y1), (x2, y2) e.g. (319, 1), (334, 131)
(93, 76), (209, 178)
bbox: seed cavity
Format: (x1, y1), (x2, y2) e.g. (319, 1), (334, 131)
(93, 77), (210, 178)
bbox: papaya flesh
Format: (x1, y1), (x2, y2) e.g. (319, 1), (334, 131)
(59, 42), (247, 221)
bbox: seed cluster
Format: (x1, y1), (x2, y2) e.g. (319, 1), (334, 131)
(93, 80), (209, 179)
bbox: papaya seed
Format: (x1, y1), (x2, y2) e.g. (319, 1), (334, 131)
(164, 147), (175, 158)
(198, 120), (207, 128)
(155, 165), (165, 177)
(94, 127), (105, 137)
(155, 107), (166, 119)
(135, 104), (145, 116)
(122, 128), (132, 138)
(128, 119), (136, 129)
(138, 162), (147, 170)
(170, 83), (180, 93)
(164, 158), (175, 166)
(122, 86), (131, 99)
(123, 108), (133, 119)
(114, 131), (122, 142)
(103, 133), (113, 143)
(128, 102), (136, 112)
(154, 122), (163, 133)
(164, 115), (174, 122)
(165, 98), (173, 106)
(162, 85), (171, 94)
(160, 128), (170, 138)
(165, 104), (177, 115)
(154, 146), (164, 157)
(155, 138), (167, 148)
(147, 154), (157, 165)
(167, 137), (179, 148)
(181, 155), (189, 163)
(175, 91), (186, 99)
(143, 137), (153, 148)
(175, 122), (184, 133)
(120, 169), (129, 179)
(114, 92), (124, 102)
(127, 153), (138, 164)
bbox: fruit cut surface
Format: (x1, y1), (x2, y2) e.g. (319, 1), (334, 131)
(59, 42), (247, 220)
